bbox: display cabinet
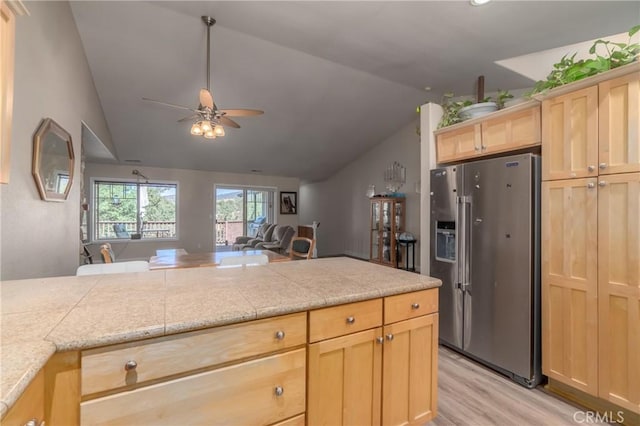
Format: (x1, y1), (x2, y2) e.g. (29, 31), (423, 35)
(370, 197), (405, 267)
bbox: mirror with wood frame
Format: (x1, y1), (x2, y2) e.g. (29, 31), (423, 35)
(32, 118), (74, 201)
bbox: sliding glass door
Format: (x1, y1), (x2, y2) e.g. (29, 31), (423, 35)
(214, 186), (275, 247)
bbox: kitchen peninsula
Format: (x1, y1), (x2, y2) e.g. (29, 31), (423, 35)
(1, 257), (440, 425)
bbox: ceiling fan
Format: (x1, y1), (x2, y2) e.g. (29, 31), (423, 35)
(143, 16), (263, 139)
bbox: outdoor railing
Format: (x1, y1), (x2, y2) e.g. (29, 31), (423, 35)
(97, 221), (176, 239)
(216, 220), (244, 245)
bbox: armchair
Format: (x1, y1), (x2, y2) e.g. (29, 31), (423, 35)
(232, 223), (275, 251)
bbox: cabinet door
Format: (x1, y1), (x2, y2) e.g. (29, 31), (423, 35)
(436, 124), (481, 164)
(371, 201), (381, 262)
(542, 178), (598, 395)
(542, 86), (599, 180)
(382, 314), (438, 426)
(598, 173), (640, 412)
(599, 71), (640, 175)
(481, 105), (541, 155)
(381, 200), (393, 265)
(307, 328), (382, 426)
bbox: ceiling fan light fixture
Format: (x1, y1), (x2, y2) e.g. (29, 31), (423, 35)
(200, 120), (213, 133)
(204, 129), (216, 139)
(214, 124), (225, 137)
(190, 122), (203, 135)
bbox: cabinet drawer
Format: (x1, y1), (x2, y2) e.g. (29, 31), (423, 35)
(82, 312), (307, 395)
(309, 299), (382, 342)
(384, 289), (438, 324)
(81, 348), (306, 426)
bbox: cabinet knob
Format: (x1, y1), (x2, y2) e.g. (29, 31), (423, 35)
(275, 330), (285, 340)
(588, 165), (595, 172)
(124, 360), (138, 371)
(587, 182), (595, 189)
(386, 333), (394, 341)
(474, 146), (480, 152)
(411, 303), (420, 310)
(598, 181), (607, 187)
(599, 163), (607, 170)
(25, 420), (37, 426)
(481, 145), (486, 151)
(274, 386), (284, 397)
(346, 316), (356, 324)
(376, 336), (384, 344)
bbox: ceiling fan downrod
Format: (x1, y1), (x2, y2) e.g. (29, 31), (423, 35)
(202, 16), (216, 93)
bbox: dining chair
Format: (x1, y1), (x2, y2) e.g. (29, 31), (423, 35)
(288, 237), (315, 260)
(100, 243), (115, 263)
(219, 254), (269, 267)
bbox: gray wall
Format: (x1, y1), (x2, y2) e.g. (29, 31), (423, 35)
(0, 1), (113, 280)
(85, 163), (299, 261)
(299, 120), (421, 268)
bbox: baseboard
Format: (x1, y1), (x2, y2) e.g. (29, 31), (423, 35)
(546, 379), (639, 425)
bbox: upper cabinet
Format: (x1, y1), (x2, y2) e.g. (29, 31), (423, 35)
(435, 102), (541, 164)
(599, 71), (640, 175)
(542, 66), (640, 180)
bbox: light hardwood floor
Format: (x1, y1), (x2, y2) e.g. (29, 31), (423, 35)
(433, 346), (606, 426)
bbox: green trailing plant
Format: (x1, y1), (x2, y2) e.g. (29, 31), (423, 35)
(437, 91), (511, 129)
(438, 93), (473, 129)
(495, 89), (514, 109)
(528, 24), (640, 96)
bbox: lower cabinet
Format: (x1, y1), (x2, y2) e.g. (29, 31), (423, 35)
(81, 349), (306, 426)
(307, 289), (439, 426)
(382, 315), (438, 426)
(2, 369), (45, 426)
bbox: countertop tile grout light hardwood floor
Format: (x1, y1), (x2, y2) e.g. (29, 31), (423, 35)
(432, 346), (608, 426)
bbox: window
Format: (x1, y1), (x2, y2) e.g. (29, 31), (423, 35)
(214, 186), (275, 246)
(93, 180), (177, 240)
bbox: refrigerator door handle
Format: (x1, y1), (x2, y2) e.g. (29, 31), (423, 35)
(458, 195), (472, 293)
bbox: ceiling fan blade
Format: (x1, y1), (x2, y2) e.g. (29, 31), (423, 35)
(143, 97), (197, 112)
(178, 114), (201, 123)
(220, 109), (264, 117)
(199, 89), (214, 110)
(219, 116), (241, 128)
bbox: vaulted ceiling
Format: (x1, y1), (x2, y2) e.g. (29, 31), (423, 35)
(70, 1), (639, 181)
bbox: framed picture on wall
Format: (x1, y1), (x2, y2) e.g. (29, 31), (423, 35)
(280, 191), (297, 215)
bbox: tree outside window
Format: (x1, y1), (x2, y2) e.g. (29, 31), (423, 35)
(93, 181), (177, 240)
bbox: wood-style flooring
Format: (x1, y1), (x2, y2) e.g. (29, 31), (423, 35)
(433, 346), (606, 426)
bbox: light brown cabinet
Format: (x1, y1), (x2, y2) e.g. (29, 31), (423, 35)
(370, 197), (405, 267)
(435, 103), (541, 164)
(1, 0), (16, 184)
(541, 65), (640, 416)
(597, 172), (640, 412)
(307, 289), (439, 426)
(541, 178), (598, 395)
(80, 313), (308, 425)
(2, 370), (44, 426)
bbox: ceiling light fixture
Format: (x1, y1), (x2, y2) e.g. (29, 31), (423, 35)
(470, 0), (491, 5)
(143, 16), (263, 142)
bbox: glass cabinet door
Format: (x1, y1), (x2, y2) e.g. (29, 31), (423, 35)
(381, 201), (392, 265)
(370, 201), (380, 261)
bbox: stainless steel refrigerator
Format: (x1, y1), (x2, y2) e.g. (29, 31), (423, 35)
(429, 153), (541, 388)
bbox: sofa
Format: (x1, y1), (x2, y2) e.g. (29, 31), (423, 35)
(252, 225), (295, 254)
(232, 223), (276, 251)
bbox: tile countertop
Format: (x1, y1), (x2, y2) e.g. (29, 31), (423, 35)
(0, 257), (441, 417)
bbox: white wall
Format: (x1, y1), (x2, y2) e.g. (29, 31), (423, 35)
(85, 163), (299, 261)
(0, 1), (114, 280)
(419, 103), (443, 276)
(300, 120), (422, 268)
